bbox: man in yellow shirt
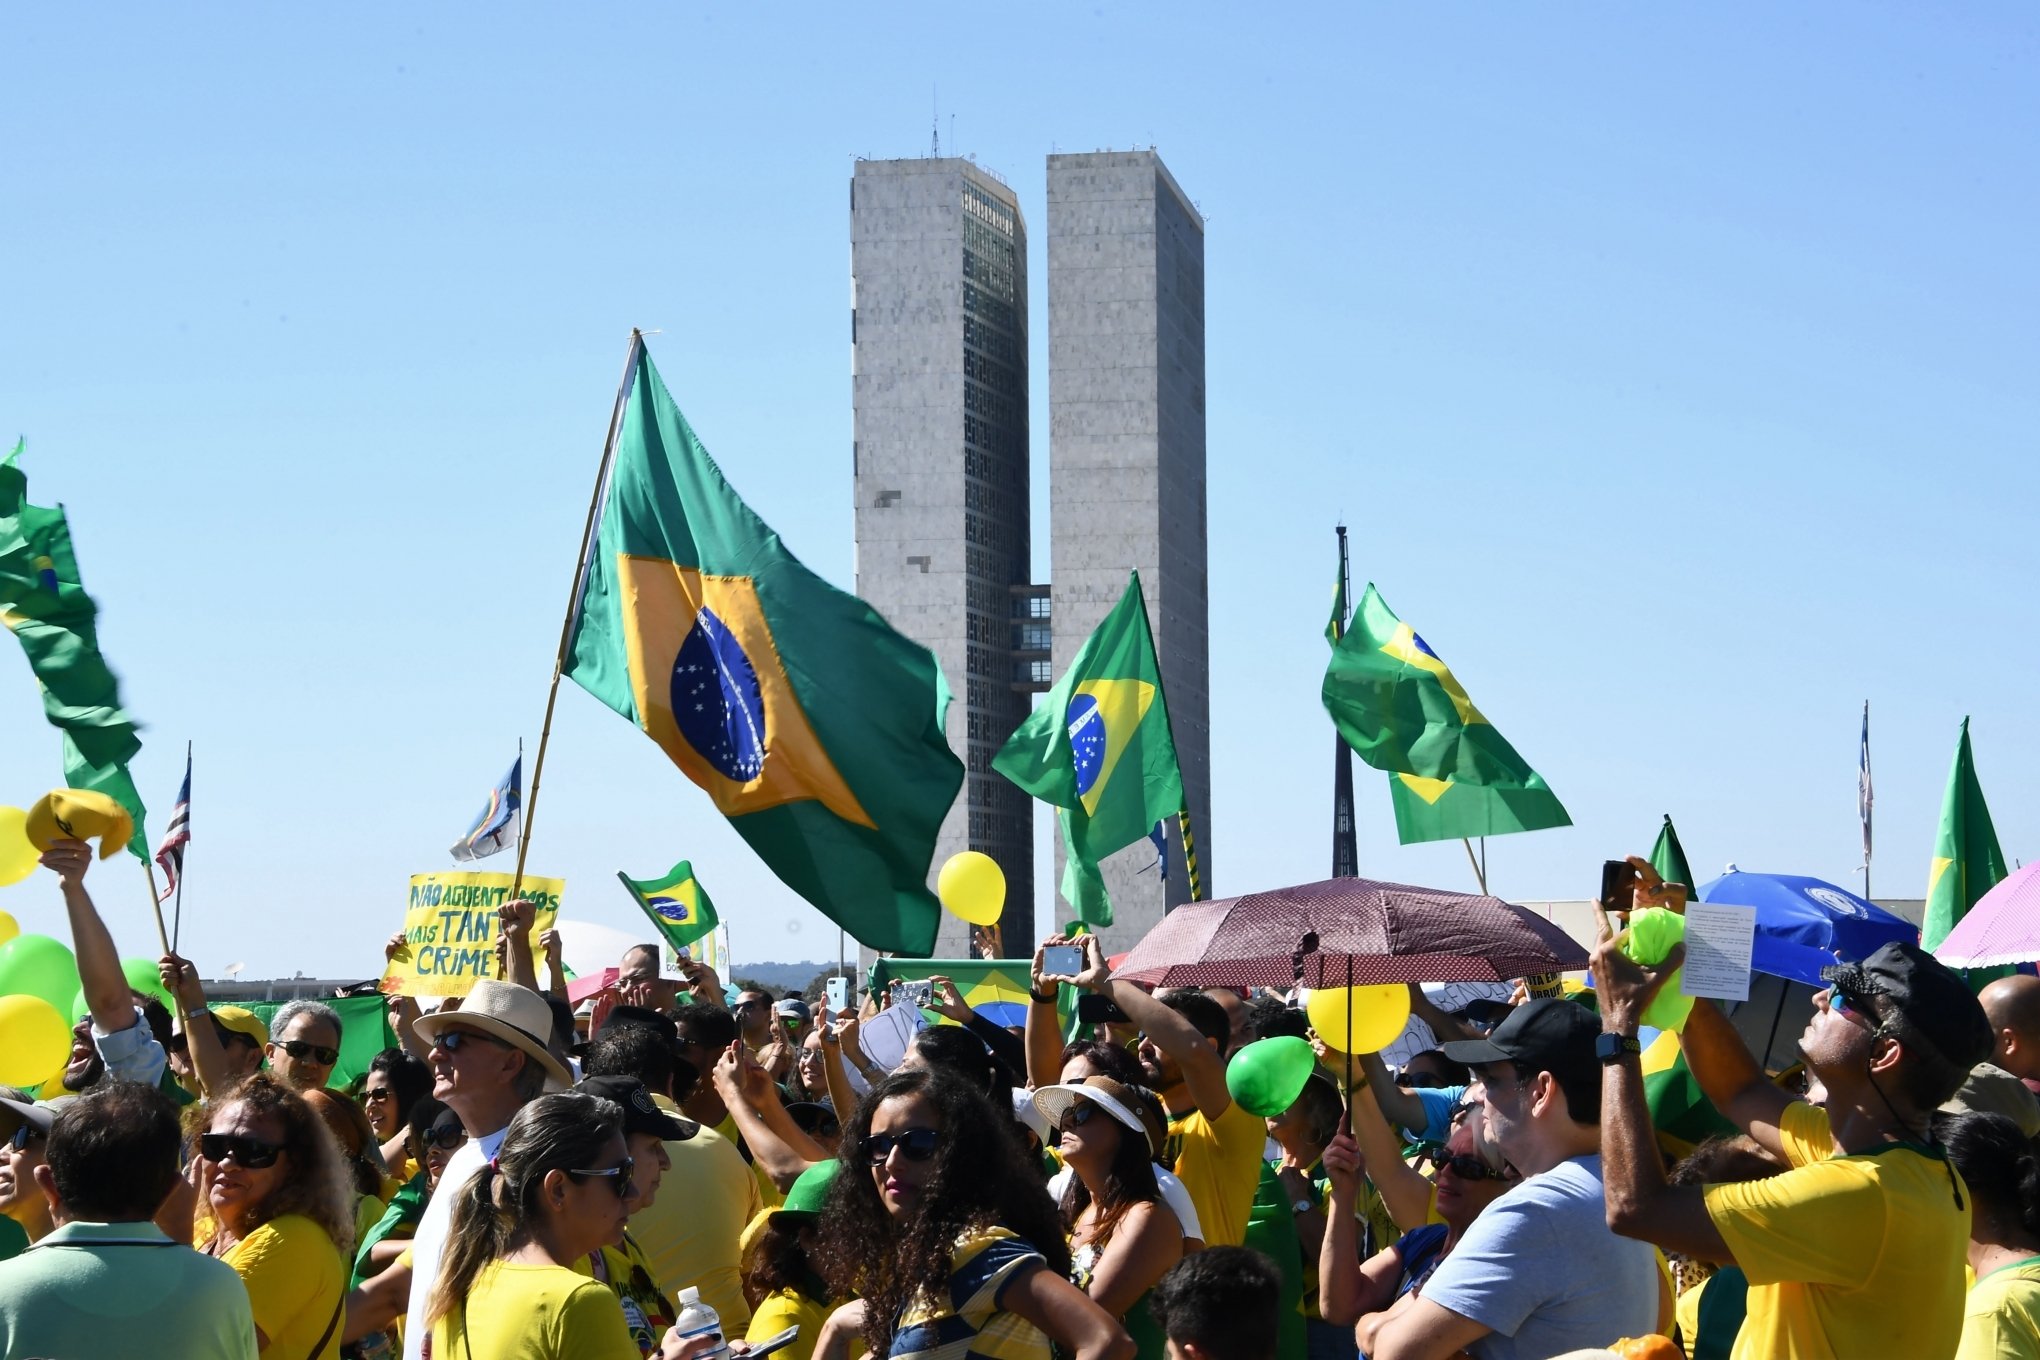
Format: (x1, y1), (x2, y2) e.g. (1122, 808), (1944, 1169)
(1059, 935), (1264, 1248)
(1593, 934), (1993, 1360)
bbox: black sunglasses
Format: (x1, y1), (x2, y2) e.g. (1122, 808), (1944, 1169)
(200, 1133), (284, 1169)
(566, 1156), (636, 1198)
(434, 1029), (512, 1054)
(1061, 1102), (1100, 1131)
(9, 1123), (44, 1152)
(426, 1122), (469, 1150)
(866, 1127), (941, 1165)
(1440, 1153), (1511, 1183)
(276, 1038), (340, 1066)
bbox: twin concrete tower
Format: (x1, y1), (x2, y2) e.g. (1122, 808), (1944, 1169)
(851, 150), (1211, 957)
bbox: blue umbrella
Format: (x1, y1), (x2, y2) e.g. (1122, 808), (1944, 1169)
(1698, 869), (1918, 987)
(973, 1001), (1029, 1029)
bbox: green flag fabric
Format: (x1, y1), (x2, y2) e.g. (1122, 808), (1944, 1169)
(618, 859), (720, 952)
(1322, 584), (1541, 787)
(867, 957), (1079, 1039)
(0, 441), (148, 854)
(1386, 770), (1571, 845)
(1924, 717), (2008, 954)
(564, 339), (962, 957)
(1650, 814), (1696, 891)
(992, 571), (1184, 928)
(1325, 553), (1347, 647)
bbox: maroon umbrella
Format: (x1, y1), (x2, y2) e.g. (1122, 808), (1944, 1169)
(1112, 876), (1587, 990)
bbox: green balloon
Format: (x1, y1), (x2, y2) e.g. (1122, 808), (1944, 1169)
(70, 988), (89, 1024)
(1227, 1036), (1317, 1118)
(122, 957), (173, 1012)
(0, 934), (81, 1015)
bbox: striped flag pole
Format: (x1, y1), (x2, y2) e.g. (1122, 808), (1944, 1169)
(1177, 803), (1202, 902)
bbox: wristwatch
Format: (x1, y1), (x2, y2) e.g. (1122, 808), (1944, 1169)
(184, 1005), (210, 1022)
(1596, 1032), (1642, 1064)
(1290, 1197), (1317, 1216)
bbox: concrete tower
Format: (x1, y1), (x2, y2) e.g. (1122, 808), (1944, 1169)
(851, 157), (1034, 958)
(1047, 149), (1210, 951)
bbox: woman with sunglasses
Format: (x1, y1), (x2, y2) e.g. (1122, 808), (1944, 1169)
(1031, 1076), (1183, 1360)
(0, 1091), (54, 1254)
(195, 1071), (357, 1360)
(360, 1049), (433, 1190)
(812, 1067), (1133, 1360)
(426, 1090), (683, 1360)
(1318, 1110), (1520, 1352)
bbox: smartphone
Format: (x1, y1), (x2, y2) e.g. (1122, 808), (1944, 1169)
(746, 1327), (801, 1359)
(902, 980), (934, 1008)
(1077, 993), (1129, 1025)
(826, 976), (849, 1013)
(1041, 944), (1084, 979)
(1599, 859), (1638, 917)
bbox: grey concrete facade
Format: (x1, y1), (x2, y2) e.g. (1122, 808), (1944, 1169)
(1047, 151), (1210, 952)
(851, 158), (1034, 958)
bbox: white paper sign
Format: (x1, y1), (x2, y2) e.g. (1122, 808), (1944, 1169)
(855, 1000), (929, 1072)
(1680, 902), (1758, 1002)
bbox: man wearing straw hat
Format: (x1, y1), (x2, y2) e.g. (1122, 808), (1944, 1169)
(340, 976), (571, 1357)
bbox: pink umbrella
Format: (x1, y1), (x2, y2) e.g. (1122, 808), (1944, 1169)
(1934, 862), (2040, 968)
(1112, 876), (1588, 990)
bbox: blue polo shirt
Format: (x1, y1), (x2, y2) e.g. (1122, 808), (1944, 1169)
(0, 1219), (258, 1360)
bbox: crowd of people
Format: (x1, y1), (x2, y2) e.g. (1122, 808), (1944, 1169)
(5, 837), (2040, 1360)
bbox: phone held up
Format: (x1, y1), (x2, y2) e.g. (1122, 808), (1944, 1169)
(1041, 944), (1085, 979)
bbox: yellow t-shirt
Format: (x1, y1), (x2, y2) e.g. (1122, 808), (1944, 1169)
(1958, 1259), (2040, 1360)
(635, 1096), (763, 1329)
(431, 1260), (639, 1360)
(221, 1213), (346, 1360)
(749, 1288), (834, 1360)
(1703, 1100), (1970, 1360)
(1162, 1099), (1266, 1249)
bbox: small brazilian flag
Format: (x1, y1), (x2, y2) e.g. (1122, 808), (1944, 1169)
(1322, 584), (1541, 787)
(619, 860), (719, 952)
(565, 338), (963, 957)
(993, 570), (1183, 928)
(1924, 717), (2008, 977)
(0, 440), (149, 857)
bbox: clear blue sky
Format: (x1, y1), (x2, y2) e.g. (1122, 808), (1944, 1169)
(3, 5), (2035, 980)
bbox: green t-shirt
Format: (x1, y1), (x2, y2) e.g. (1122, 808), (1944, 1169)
(0, 1215), (28, 1262)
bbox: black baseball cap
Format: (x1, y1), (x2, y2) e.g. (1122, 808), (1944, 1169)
(1822, 942), (1993, 1071)
(1439, 997), (1600, 1088)
(574, 1074), (692, 1141)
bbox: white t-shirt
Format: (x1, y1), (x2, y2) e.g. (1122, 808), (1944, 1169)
(401, 1123), (509, 1360)
(1046, 1163), (1204, 1245)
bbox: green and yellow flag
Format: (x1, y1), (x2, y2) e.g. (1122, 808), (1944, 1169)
(619, 859), (720, 953)
(565, 338), (962, 956)
(993, 571), (1183, 927)
(1924, 717), (2007, 955)
(1387, 769), (1570, 846)
(0, 440), (148, 854)
(1322, 584), (1542, 787)
(1650, 814), (1696, 892)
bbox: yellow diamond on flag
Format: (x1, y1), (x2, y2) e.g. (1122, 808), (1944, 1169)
(1395, 773), (1453, 806)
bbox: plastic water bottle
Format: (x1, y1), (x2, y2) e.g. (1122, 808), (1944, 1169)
(673, 1287), (729, 1360)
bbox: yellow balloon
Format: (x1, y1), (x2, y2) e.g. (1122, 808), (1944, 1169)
(1306, 983), (1412, 1055)
(0, 909), (17, 947)
(0, 808), (37, 888)
(937, 851), (1007, 927)
(0, 993), (72, 1086)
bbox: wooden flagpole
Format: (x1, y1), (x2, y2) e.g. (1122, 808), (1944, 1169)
(141, 857), (171, 956)
(512, 329), (644, 897)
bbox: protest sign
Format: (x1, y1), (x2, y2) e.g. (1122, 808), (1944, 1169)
(381, 871), (562, 997)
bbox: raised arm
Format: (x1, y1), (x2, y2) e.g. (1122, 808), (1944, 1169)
(1352, 1050), (1429, 1138)
(1067, 936), (1230, 1118)
(161, 953), (230, 1097)
(44, 843), (136, 1033)
(928, 973), (1029, 1076)
(537, 928), (568, 1000)
(1404, 982), (1480, 1046)
(497, 899), (540, 994)
(1025, 939), (1067, 1089)
(1679, 993), (1796, 1159)
(712, 1042), (825, 1191)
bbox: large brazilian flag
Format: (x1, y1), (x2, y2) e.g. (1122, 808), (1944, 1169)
(1322, 584), (1541, 788)
(566, 339), (963, 956)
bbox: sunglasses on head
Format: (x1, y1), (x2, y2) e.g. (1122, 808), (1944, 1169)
(276, 1038), (340, 1066)
(566, 1156), (636, 1198)
(435, 1029), (512, 1054)
(427, 1122), (468, 1150)
(1439, 1153), (1510, 1183)
(200, 1133), (284, 1169)
(866, 1127), (941, 1165)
